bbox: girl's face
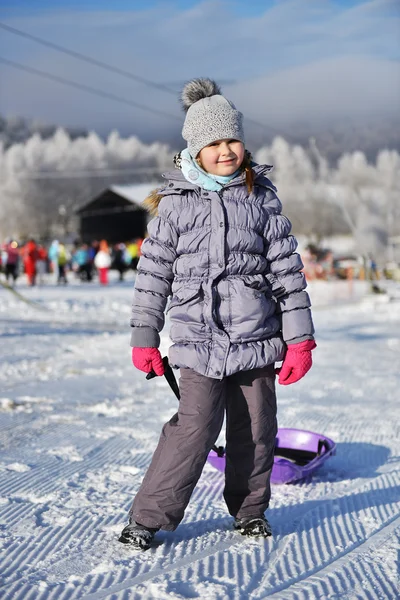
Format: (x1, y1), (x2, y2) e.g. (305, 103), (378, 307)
(198, 139), (244, 176)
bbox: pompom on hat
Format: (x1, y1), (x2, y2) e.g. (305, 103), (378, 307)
(181, 78), (245, 158)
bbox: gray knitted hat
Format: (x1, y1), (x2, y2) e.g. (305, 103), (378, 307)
(181, 78), (245, 158)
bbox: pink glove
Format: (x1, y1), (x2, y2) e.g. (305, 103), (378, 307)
(276, 340), (316, 385)
(132, 347), (165, 376)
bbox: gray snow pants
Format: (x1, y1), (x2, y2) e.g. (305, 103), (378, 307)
(129, 364), (277, 531)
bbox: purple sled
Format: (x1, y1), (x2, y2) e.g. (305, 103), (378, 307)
(207, 428), (336, 484)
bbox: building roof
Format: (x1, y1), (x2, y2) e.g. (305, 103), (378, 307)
(109, 183), (160, 206)
(76, 181), (161, 214)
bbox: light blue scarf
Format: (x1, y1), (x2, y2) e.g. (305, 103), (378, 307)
(180, 148), (240, 191)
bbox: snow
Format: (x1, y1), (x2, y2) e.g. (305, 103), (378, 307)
(0, 274), (399, 599)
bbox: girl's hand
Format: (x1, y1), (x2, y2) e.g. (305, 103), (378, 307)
(132, 347), (165, 376)
(275, 340), (316, 385)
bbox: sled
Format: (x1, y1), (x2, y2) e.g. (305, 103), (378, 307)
(147, 358), (336, 484)
(207, 428), (336, 484)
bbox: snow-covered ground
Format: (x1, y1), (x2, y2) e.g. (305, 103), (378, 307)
(0, 274), (399, 599)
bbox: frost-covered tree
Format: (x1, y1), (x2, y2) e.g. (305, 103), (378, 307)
(0, 114), (87, 149)
(0, 129), (174, 240)
(255, 137), (347, 241)
(1, 129), (399, 264)
(328, 149), (400, 263)
(255, 138), (400, 263)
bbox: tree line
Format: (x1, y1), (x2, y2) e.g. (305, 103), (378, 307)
(1, 127), (399, 264)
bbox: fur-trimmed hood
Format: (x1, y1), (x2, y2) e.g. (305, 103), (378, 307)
(142, 163), (275, 217)
(142, 188), (164, 217)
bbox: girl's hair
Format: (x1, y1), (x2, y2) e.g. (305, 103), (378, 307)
(242, 150), (254, 194)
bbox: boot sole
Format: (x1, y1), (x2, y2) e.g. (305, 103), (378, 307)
(238, 528), (272, 538)
(118, 534), (152, 550)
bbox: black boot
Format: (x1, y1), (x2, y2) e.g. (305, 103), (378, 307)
(119, 521), (159, 550)
(234, 515), (272, 538)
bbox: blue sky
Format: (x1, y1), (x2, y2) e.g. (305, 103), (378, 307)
(0, 0), (375, 16)
(0, 0), (391, 25)
(0, 0), (399, 141)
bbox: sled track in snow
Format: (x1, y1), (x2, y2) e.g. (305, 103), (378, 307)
(78, 473), (400, 600)
(1, 463), (399, 600)
(266, 515), (400, 599)
(244, 478), (400, 599)
(1, 289), (400, 599)
(1, 410), (399, 599)
(0, 401), (399, 600)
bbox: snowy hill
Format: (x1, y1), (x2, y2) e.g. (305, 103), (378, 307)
(0, 278), (399, 599)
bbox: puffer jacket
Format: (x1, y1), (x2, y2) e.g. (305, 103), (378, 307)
(130, 164), (314, 379)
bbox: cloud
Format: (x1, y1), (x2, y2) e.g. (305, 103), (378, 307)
(229, 56), (400, 123)
(0, 0), (398, 138)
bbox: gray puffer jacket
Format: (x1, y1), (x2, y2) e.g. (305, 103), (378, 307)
(130, 164), (314, 379)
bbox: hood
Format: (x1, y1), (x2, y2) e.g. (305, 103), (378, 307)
(142, 163), (276, 217)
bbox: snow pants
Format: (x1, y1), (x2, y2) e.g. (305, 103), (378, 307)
(5, 264), (18, 283)
(129, 364), (277, 531)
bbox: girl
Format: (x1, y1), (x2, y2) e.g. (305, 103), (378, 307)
(94, 240), (111, 285)
(120, 79), (316, 550)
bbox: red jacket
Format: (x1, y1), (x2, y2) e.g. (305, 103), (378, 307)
(23, 241), (38, 276)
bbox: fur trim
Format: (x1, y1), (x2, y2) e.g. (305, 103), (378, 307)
(181, 78), (221, 112)
(142, 188), (163, 217)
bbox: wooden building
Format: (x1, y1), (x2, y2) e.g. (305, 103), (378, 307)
(76, 183), (160, 243)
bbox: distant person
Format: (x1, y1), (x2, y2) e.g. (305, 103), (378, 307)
(94, 240), (111, 285)
(3, 240), (20, 285)
(89, 240), (99, 274)
(73, 244), (92, 282)
(136, 237), (144, 255)
(23, 239), (38, 286)
(367, 254), (379, 281)
(89, 240), (99, 261)
(319, 250), (335, 280)
(112, 243), (127, 281)
(48, 239), (59, 282)
(119, 79), (316, 550)
(36, 244), (48, 286)
(57, 243), (70, 285)
(126, 239), (140, 271)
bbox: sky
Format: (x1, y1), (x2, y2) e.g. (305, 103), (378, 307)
(0, 0), (378, 17)
(0, 0), (399, 144)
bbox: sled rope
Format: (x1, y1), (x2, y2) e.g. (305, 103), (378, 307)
(0, 279), (47, 310)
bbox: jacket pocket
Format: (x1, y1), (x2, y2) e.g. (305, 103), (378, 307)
(228, 277), (278, 342)
(167, 282), (202, 313)
(241, 274), (272, 298)
(168, 281), (206, 342)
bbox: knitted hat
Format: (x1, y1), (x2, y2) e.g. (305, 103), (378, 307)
(181, 78), (245, 158)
